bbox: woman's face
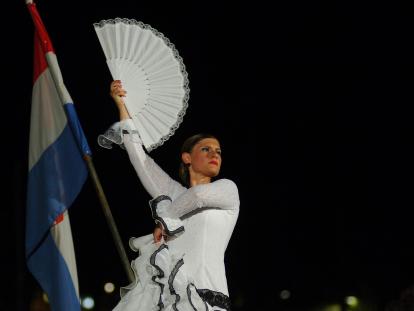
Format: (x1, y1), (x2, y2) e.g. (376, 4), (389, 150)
(183, 138), (222, 178)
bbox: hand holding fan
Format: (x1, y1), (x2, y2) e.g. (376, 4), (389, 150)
(94, 18), (190, 151)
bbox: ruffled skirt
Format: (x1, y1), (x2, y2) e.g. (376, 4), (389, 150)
(112, 235), (230, 311)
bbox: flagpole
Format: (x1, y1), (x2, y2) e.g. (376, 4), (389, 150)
(45, 53), (135, 284)
(83, 155), (135, 283)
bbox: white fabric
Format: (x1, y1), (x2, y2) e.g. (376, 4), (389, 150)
(117, 118), (239, 307)
(115, 236), (216, 311)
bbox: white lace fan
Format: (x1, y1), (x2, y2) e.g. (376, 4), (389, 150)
(94, 18), (190, 151)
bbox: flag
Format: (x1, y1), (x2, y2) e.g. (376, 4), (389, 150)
(25, 2), (91, 311)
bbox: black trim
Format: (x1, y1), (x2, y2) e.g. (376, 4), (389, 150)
(122, 129), (139, 135)
(150, 244), (169, 310)
(187, 283), (208, 311)
(149, 195), (172, 219)
(156, 218), (185, 237)
(197, 288), (231, 310)
(149, 195), (185, 236)
(168, 258), (184, 311)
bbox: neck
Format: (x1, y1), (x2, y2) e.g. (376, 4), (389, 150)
(189, 170), (211, 187)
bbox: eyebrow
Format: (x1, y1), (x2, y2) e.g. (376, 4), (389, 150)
(200, 145), (221, 150)
(201, 145), (221, 148)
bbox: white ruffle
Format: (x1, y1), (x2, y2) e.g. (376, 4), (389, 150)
(149, 196), (185, 238)
(114, 234), (210, 311)
(156, 216), (185, 239)
(97, 120), (142, 150)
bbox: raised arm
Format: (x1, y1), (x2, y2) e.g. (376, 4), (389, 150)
(111, 80), (186, 199)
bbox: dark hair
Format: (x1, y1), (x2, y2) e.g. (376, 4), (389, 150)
(178, 133), (218, 187)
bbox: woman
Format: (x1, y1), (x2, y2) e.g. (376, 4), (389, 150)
(98, 80), (240, 311)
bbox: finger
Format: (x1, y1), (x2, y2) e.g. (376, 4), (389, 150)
(112, 90), (127, 97)
(115, 92), (126, 98)
(111, 81), (122, 89)
(111, 85), (122, 92)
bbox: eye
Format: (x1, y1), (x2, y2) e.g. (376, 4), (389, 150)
(201, 146), (210, 152)
(216, 149), (222, 155)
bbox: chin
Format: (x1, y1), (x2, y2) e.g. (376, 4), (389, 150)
(208, 170), (220, 178)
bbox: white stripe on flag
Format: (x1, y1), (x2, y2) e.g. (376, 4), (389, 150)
(46, 53), (74, 105)
(51, 211), (80, 299)
(29, 67), (66, 170)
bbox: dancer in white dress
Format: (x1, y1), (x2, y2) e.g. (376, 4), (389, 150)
(98, 80), (240, 310)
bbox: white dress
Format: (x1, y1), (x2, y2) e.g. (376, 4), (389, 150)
(99, 119), (240, 311)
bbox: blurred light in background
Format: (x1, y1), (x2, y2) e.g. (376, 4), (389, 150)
(345, 296), (359, 308)
(104, 282), (115, 294)
(280, 289), (291, 300)
(42, 292), (49, 303)
(81, 296), (95, 309)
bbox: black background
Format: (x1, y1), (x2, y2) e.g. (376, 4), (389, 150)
(6, 0), (414, 310)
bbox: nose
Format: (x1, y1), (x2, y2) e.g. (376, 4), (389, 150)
(209, 150), (220, 158)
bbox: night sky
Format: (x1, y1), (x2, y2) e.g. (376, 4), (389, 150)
(7, 1), (414, 310)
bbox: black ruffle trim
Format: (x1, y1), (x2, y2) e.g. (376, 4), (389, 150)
(197, 288), (231, 310)
(149, 195), (184, 236)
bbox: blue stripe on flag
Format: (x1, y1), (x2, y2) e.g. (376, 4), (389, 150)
(26, 125), (87, 257)
(27, 232), (81, 311)
(64, 103), (92, 156)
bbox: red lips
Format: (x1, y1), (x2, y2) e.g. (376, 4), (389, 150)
(209, 160), (219, 166)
